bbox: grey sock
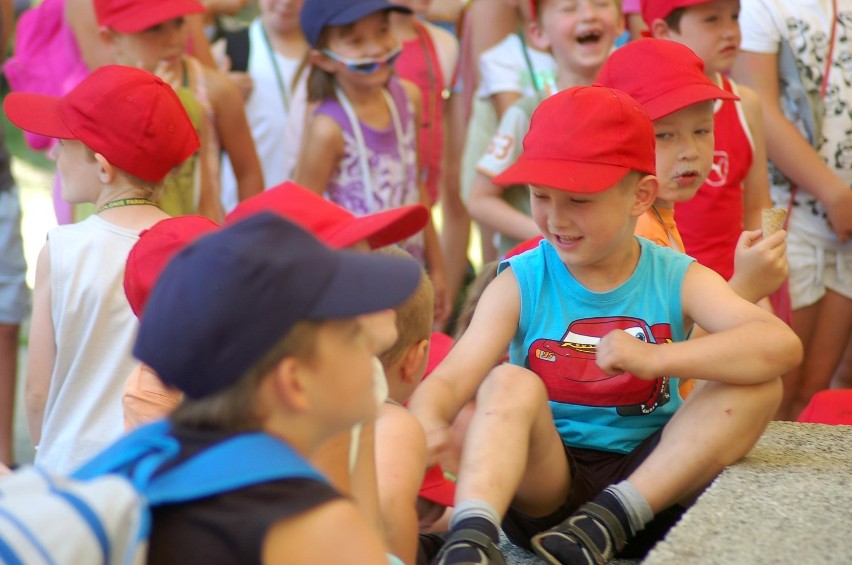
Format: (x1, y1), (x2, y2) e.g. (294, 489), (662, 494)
(450, 499), (501, 532)
(605, 480), (654, 535)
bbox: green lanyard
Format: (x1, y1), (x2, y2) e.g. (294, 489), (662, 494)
(260, 24), (291, 113)
(517, 29), (556, 95)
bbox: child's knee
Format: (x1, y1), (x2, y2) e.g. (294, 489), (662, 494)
(477, 364), (548, 408)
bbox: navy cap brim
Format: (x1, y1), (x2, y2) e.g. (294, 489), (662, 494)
(309, 247), (422, 319)
(326, 1), (412, 27)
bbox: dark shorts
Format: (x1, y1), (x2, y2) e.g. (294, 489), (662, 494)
(502, 428), (665, 550)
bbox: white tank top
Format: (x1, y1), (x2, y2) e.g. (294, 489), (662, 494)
(36, 215), (141, 473)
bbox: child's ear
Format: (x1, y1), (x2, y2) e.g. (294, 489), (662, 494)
(401, 338), (430, 384)
(650, 18), (673, 39)
(310, 49), (336, 74)
(93, 153), (117, 184)
(269, 357), (311, 412)
(631, 174), (659, 216)
(98, 26), (117, 48)
(527, 19), (551, 52)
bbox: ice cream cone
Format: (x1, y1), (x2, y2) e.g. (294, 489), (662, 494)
(762, 208), (788, 237)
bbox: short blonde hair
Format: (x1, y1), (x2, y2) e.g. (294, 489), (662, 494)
(376, 246), (434, 368)
(83, 145), (164, 201)
(169, 319), (322, 431)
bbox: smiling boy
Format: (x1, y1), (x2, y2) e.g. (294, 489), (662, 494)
(408, 85), (802, 565)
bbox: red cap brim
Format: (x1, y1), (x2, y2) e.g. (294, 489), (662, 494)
(4, 93), (75, 139)
(106, 0), (205, 33)
(644, 83), (739, 121)
(493, 158), (634, 194)
(418, 465), (456, 507)
(329, 204), (430, 249)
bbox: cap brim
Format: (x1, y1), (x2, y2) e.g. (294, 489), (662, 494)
(418, 465), (456, 507)
(329, 204), (429, 249)
(3, 93), (74, 139)
(645, 83), (739, 121)
(493, 157), (633, 194)
(107, 0), (206, 33)
(309, 249), (422, 319)
(327, 1), (412, 27)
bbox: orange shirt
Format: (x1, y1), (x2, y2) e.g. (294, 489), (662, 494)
(635, 206), (685, 253)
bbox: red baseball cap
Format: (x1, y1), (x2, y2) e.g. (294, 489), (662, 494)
(425, 331), (454, 377)
(493, 85), (655, 192)
(641, 0), (708, 28)
(505, 236), (544, 259)
(124, 216), (221, 317)
(3, 65), (200, 182)
(419, 464), (456, 507)
(596, 39), (738, 121)
(225, 181), (429, 250)
(95, 0), (206, 34)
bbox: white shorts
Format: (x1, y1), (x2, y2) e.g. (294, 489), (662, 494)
(786, 224), (852, 310)
(0, 186), (29, 324)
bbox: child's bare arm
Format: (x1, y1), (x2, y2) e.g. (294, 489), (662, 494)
(25, 244), (56, 446)
(401, 79), (449, 324)
(66, 0), (114, 70)
(292, 115), (344, 195)
(732, 51), (852, 242)
(206, 68), (264, 201)
(468, 171), (539, 241)
(375, 405), (428, 565)
(596, 262), (802, 385)
(738, 85), (773, 230)
(491, 91), (522, 120)
(408, 268), (519, 463)
(262, 498), (389, 564)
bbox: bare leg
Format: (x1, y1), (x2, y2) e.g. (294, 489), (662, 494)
(0, 323), (18, 466)
(455, 364), (570, 518)
(787, 291), (852, 420)
(830, 335), (852, 389)
(630, 378), (782, 511)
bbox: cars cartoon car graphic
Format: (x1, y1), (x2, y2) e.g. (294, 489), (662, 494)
(526, 316), (672, 416)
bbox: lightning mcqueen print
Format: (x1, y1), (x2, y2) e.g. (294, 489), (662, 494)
(526, 316), (673, 417)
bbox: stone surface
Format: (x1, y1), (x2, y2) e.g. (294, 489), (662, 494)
(644, 421), (852, 565)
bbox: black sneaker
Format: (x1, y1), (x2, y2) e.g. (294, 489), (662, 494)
(530, 502), (628, 565)
(433, 528), (507, 565)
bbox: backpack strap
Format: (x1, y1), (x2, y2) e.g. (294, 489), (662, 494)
(144, 433), (325, 506)
(72, 420), (179, 481)
(72, 420), (326, 506)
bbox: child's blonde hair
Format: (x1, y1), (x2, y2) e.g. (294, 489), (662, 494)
(376, 246), (434, 368)
(170, 320), (322, 431)
(83, 145), (165, 201)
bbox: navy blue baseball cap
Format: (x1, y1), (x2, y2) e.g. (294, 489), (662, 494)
(301, 0), (412, 48)
(134, 212), (422, 400)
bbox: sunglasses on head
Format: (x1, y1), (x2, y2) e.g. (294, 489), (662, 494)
(321, 46), (403, 74)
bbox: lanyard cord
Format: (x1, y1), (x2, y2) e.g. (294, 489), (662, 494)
(414, 21), (445, 181)
(334, 85), (408, 213)
(517, 29), (542, 95)
(821, 0), (838, 98)
(259, 24), (291, 113)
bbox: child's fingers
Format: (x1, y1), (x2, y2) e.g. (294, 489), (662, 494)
(737, 228), (763, 248)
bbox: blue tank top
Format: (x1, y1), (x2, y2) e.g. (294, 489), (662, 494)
(501, 237), (694, 453)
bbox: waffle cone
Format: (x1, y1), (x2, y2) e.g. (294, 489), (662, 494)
(761, 208), (787, 237)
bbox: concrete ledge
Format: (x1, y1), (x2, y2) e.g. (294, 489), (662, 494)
(644, 421), (852, 564)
